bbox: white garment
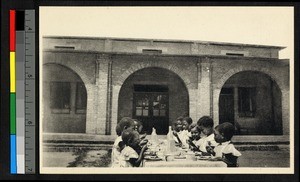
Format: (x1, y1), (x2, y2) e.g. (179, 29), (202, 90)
(199, 133), (218, 153)
(213, 141), (241, 158)
(119, 146), (139, 167)
(180, 130), (191, 146)
(111, 136), (122, 167)
(192, 139), (202, 148)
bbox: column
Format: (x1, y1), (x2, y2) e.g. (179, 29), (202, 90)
(95, 54), (110, 135)
(197, 58), (212, 118)
(281, 89), (290, 135)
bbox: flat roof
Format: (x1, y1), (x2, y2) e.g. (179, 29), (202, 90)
(43, 36), (285, 50)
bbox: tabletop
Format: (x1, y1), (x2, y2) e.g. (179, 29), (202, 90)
(143, 135), (227, 168)
(144, 158), (227, 167)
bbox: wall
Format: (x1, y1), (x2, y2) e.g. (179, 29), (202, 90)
(118, 67), (189, 126)
(42, 64), (87, 133)
(222, 71), (282, 135)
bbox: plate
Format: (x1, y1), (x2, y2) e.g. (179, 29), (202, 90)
(144, 156), (163, 161)
(197, 156), (212, 160)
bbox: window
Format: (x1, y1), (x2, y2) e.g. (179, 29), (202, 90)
(238, 87), (256, 117)
(50, 82), (71, 113)
(76, 82), (87, 114)
(142, 49), (162, 54)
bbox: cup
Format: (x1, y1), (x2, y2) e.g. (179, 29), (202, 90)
(165, 155), (175, 161)
(186, 154), (197, 161)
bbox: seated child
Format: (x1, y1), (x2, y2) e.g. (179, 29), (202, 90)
(197, 116), (218, 154)
(206, 122), (241, 167)
(182, 117), (193, 138)
(111, 117), (135, 167)
(133, 119), (143, 134)
(187, 123), (202, 152)
(119, 128), (148, 167)
(172, 117), (184, 145)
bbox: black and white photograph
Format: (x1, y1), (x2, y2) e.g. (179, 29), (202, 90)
(39, 6), (294, 174)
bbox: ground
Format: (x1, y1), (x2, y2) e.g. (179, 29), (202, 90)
(42, 146), (290, 168)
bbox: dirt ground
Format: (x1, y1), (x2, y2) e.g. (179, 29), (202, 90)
(43, 147), (290, 168)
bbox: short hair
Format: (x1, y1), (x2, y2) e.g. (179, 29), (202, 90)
(176, 116), (184, 121)
(121, 128), (139, 146)
(190, 123), (201, 133)
(183, 117), (193, 125)
(215, 122), (235, 141)
(197, 116), (214, 128)
(116, 117), (135, 136)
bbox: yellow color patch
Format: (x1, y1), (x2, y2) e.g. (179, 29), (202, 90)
(10, 52), (16, 93)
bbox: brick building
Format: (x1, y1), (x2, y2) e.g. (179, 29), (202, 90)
(42, 36), (289, 142)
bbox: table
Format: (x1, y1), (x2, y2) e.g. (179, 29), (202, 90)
(144, 135), (227, 167)
(144, 158), (227, 167)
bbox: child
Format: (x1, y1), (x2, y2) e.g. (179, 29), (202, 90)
(183, 117), (193, 131)
(207, 122), (241, 167)
(197, 116), (218, 154)
(171, 118), (184, 145)
(187, 123), (202, 152)
(111, 117), (135, 167)
(181, 117), (193, 146)
(133, 119), (143, 134)
(119, 128), (148, 167)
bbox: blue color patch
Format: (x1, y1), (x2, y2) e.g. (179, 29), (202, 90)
(10, 135), (17, 174)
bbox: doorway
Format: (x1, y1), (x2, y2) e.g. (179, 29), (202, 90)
(133, 85), (169, 134)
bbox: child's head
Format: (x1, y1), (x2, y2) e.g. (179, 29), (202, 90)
(121, 128), (141, 149)
(172, 117), (183, 132)
(197, 116), (214, 136)
(214, 122), (235, 143)
(190, 123), (201, 140)
(132, 119), (143, 134)
(116, 117), (135, 136)
(182, 117), (193, 131)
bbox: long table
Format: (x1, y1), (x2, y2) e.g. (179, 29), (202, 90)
(144, 135), (227, 167)
(144, 158), (227, 167)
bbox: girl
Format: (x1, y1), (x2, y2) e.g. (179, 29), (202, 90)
(187, 123), (202, 152)
(119, 128), (148, 167)
(171, 118), (183, 146)
(197, 116), (218, 154)
(207, 122), (242, 167)
(111, 117), (135, 167)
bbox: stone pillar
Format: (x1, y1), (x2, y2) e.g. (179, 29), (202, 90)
(106, 59), (113, 135)
(95, 54), (110, 135)
(234, 87), (239, 123)
(281, 89), (290, 135)
(197, 59), (212, 118)
(111, 85), (121, 136)
(85, 83), (97, 134)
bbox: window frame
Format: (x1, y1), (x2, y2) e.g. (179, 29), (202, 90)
(238, 87), (256, 118)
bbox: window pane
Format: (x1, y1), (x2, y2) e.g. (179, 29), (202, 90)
(238, 87), (256, 117)
(160, 110), (166, 116)
(153, 109), (159, 116)
(50, 82), (70, 109)
(136, 107), (142, 116)
(143, 109), (148, 116)
(76, 82), (87, 110)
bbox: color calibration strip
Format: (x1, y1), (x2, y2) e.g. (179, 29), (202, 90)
(10, 9), (36, 174)
(10, 9), (17, 174)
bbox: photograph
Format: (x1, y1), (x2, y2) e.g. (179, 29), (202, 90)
(39, 6), (294, 174)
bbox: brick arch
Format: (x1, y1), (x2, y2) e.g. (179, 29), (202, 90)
(111, 63), (195, 134)
(213, 65), (284, 124)
(116, 61), (192, 89)
(215, 66), (284, 91)
(43, 62), (91, 87)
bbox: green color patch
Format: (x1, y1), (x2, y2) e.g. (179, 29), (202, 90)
(10, 93), (16, 134)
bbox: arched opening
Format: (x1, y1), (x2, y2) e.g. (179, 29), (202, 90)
(218, 71), (282, 135)
(43, 64), (87, 133)
(118, 67), (189, 134)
